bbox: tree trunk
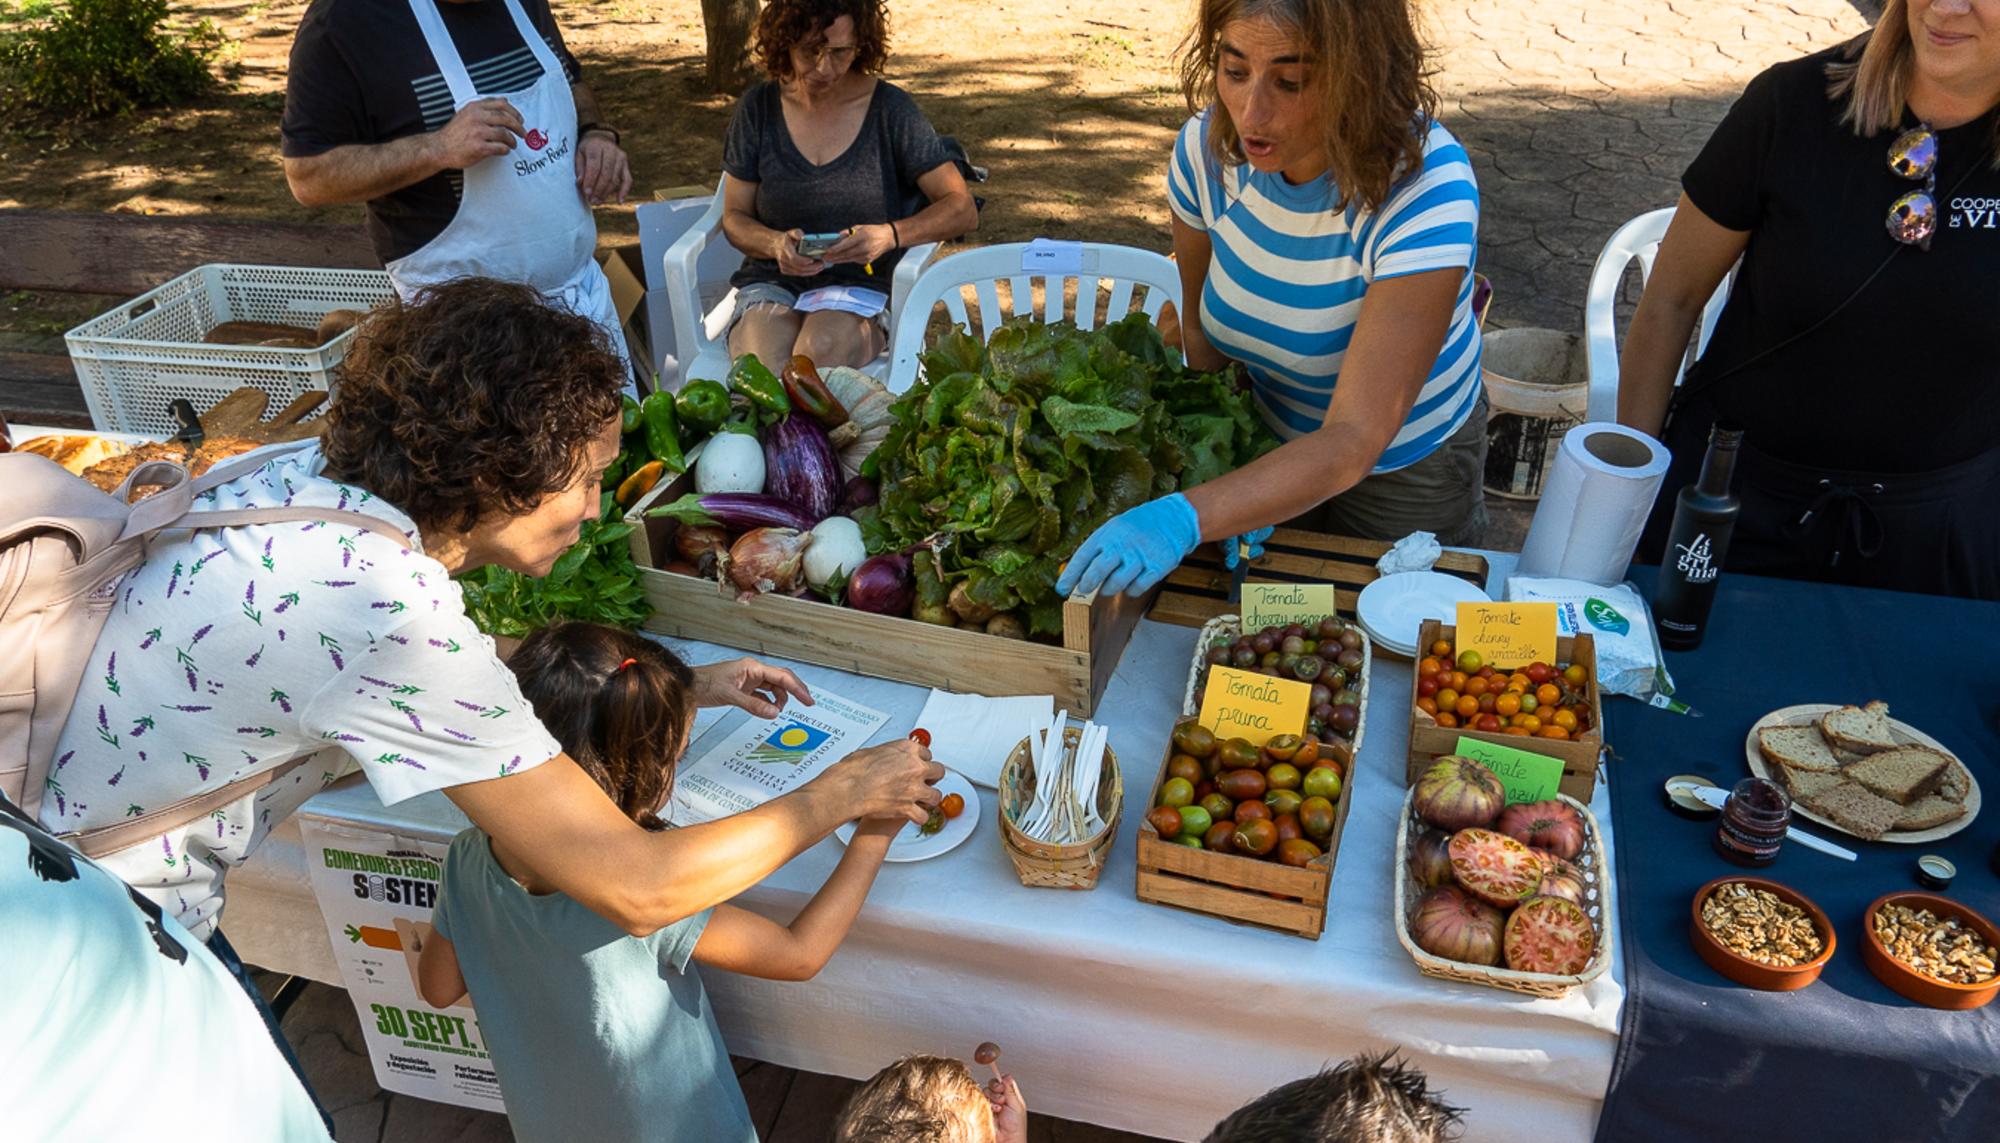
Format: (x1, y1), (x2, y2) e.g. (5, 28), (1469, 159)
(701, 0), (760, 94)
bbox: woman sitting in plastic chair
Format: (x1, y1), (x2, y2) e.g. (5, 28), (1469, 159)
(720, 0), (977, 371)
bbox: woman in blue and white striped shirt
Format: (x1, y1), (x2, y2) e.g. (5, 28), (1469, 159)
(1061, 0), (1489, 600)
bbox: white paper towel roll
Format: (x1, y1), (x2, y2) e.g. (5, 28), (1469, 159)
(1516, 422), (1671, 586)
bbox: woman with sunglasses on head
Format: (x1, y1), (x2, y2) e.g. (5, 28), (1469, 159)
(719, 0), (977, 372)
(1060, 0), (1487, 601)
(1621, 0), (2000, 600)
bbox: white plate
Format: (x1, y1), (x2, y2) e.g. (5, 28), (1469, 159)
(1745, 704), (1979, 844)
(835, 768), (979, 862)
(1356, 572), (1491, 655)
(1356, 616), (1417, 659)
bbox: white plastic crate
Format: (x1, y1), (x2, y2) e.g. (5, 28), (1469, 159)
(64, 263), (395, 436)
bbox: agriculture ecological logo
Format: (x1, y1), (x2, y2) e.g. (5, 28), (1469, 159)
(745, 722), (830, 765)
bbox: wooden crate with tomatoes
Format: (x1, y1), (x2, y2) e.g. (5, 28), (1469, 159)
(1134, 718), (1354, 940)
(1406, 619), (1606, 801)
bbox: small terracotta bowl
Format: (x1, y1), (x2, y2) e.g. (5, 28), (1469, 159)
(1690, 876), (1836, 991)
(1861, 892), (2000, 1011)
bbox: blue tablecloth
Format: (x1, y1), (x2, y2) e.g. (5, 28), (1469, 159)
(1594, 569), (2000, 1141)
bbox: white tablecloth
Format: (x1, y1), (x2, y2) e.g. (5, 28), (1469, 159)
(227, 573), (1624, 1142)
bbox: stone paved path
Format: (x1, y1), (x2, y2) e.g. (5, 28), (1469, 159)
(264, 3), (1879, 1138)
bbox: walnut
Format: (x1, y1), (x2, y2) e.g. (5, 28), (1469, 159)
(1700, 882), (1825, 967)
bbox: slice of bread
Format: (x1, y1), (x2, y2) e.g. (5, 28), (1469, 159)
(1936, 761), (1972, 804)
(1759, 726), (1845, 773)
(1845, 746), (1951, 805)
(1801, 781), (1904, 841)
(1819, 701), (1898, 755)
(1897, 794), (1967, 832)
(1779, 765), (1844, 804)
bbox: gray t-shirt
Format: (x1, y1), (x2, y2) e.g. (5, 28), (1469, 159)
(723, 78), (952, 292)
(431, 828), (754, 1143)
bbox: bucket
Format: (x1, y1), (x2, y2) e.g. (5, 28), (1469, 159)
(1481, 328), (1587, 500)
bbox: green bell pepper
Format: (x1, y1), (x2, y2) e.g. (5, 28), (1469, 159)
(639, 392), (686, 473)
(726, 353), (791, 419)
(674, 378), (731, 437)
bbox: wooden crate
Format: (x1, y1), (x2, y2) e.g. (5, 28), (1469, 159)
(622, 470), (1151, 716)
(1405, 619), (1607, 801)
(1133, 718), (1354, 939)
(1148, 527), (1489, 629)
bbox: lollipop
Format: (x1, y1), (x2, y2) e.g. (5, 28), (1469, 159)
(974, 1041), (1002, 1083)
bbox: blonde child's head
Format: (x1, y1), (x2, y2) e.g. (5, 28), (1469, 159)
(507, 622), (696, 831)
(834, 1055), (996, 1143)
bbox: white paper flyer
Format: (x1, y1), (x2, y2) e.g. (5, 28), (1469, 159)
(297, 815), (504, 1113)
(669, 690), (888, 826)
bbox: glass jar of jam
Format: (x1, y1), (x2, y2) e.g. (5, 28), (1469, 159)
(1713, 777), (1790, 866)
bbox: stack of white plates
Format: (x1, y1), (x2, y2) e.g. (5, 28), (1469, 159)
(1355, 572), (1492, 658)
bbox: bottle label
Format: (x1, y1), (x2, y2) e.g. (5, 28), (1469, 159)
(1673, 533), (1720, 584)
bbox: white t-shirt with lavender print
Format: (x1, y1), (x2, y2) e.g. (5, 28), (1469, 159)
(43, 443), (560, 942)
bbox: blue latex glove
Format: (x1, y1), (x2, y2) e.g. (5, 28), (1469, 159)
(1056, 493), (1201, 598)
(1224, 525), (1274, 568)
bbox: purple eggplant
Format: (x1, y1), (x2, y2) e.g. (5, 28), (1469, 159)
(647, 492), (816, 533)
(763, 414), (840, 523)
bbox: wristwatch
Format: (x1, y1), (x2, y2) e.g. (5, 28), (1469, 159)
(579, 122), (621, 145)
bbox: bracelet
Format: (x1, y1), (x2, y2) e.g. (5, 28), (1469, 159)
(579, 122), (620, 145)
(889, 220), (901, 248)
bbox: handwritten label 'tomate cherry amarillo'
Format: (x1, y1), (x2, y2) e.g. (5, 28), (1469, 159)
(1197, 666), (1312, 748)
(1454, 601), (1559, 670)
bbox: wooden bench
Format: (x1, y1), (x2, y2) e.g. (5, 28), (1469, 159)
(0, 208), (382, 428)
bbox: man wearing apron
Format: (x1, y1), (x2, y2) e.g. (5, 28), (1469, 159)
(281, 0), (636, 387)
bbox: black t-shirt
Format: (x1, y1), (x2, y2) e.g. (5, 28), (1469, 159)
(281, 0), (581, 264)
(722, 79), (952, 292)
(1681, 45), (2000, 472)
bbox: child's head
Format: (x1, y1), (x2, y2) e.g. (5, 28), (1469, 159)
(508, 622), (695, 831)
(833, 1055), (995, 1143)
(1203, 1052), (1464, 1143)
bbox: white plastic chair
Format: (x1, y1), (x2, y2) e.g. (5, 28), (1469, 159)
(1583, 207), (1735, 424)
(660, 174), (939, 389)
(885, 242), (1181, 393)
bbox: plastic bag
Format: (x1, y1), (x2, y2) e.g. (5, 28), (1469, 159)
(1504, 575), (1691, 713)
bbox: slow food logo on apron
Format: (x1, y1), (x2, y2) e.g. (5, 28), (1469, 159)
(513, 128), (569, 177)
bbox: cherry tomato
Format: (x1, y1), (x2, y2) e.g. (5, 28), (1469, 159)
(1454, 695), (1479, 719)
(1514, 713), (1542, 732)
(1464, 676), (1489, 698)
(1526, 662), (1553, 685)
(1418, 657), (1443, 677)
(1436, 688), (1460, 710)
(1435, 711), (1460, 729)
(1538, 725), (1571, 740)
(1552, 709), (1580, 731)
(1448, 671), (1469, 692)
(1477, 666), (1497, 679)
(940, 792), (966, 819)
(908, 728), (932, 747)
(1457, 649), (1484, 673)
(1416, 696), (1439, 716)
(1430, 639), (1453, 658)
(1518, 692), (1539, 714)
(1418, 677), (1440, 698)
(1477, 692), (1498, 714)
(1564, 664), (1589, 686)
(1475, 714), (1503, 732)
(1535, 683), (1562, 706)
(1503, 726), (1532, 736)
(1495, 693), (1522, 717)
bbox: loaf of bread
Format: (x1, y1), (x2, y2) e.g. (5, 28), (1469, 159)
(1799, 781), (1904, 841)
(1758, 726), (1845, 774)
(1819, 701), (1898, 755)
(1844, 746), (1951, 805)
(15, 433), (132, 475)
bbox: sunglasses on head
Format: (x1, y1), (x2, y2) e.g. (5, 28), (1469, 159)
(1885, 123), (1939, 249)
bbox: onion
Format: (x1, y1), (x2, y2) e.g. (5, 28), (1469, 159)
(1412, 755), (1506, 831)
(727, 527), (811, 595)
(673, 524), (730, 580)
(846, 552), (914, 616)
(838, 475), (879, 514)
(1408, 829), (1455, 890)
(803, 516), (866, 592)
(1411, 886), (1505, 967)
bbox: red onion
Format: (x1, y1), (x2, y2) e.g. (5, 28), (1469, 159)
(839, 475), (879, 515)
(846, 552), (913, 616)
(727, 527), (812, 595)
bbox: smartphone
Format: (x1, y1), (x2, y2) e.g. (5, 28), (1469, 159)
(796, 231), (843, 258)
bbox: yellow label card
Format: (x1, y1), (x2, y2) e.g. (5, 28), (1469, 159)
(1197, 666), (1313, 747)
(1454, 602), (1559, 669)
(1240, 582), (1338, 633)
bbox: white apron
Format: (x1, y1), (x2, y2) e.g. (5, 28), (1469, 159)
(388, 0), (633, 384)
